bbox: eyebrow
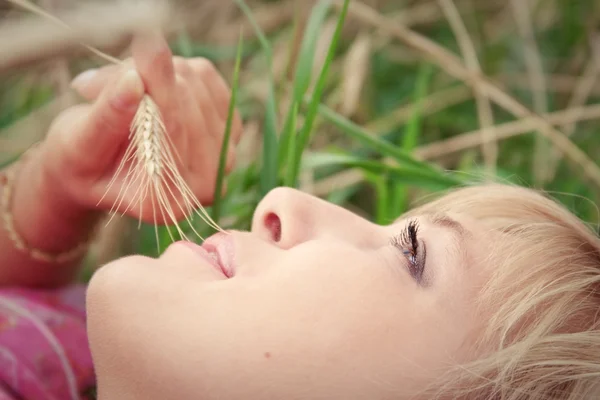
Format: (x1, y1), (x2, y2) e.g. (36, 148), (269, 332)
(394, 212), (467, 237)
(427, 213), (471, 272)
(428, 213), (468, 239)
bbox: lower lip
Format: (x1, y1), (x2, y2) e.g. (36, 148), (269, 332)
(176, 241), (227, 277)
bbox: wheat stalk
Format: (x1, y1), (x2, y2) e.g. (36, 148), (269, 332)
(7, 0), (225, 250)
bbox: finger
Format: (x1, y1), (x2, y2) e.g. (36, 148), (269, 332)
(187, 58), (244, 145)
(188, 58), (230, 120)
(187, 77), (240, 175)
(190, 78), (222, 140)
(131, 32), (180, 137)
(173, 75), (199, 165)
(68, 68), (145, 171)
(173, 57), (194, 78)
(71, 60), (134, 101)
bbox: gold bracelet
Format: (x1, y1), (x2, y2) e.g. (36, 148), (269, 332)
(0, 144), (90, 264)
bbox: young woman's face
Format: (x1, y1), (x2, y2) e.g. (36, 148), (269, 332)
(87, 187), (493, 400)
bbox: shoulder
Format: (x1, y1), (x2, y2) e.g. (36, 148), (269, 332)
(0, 283), (95, 400)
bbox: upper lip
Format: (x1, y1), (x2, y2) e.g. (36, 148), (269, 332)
(201, 232), (235, 278)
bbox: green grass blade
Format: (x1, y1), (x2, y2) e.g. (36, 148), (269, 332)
(211, 33), (244, 225)
(304, 151), (465, 190)
(187, 42), (258, 61)
(316, 103), (440, 172)
(174, 30), (193, 57)
(364, 171), (390, 225)
(279, 1), (331, 171)
(287, 0), (350, 188)
(283, 102), (300, 186)
(234, 0), (272, 60)
(326, 185), (359, 206)
(401, 63), (433, 151)
(278, 101), (297, 172)
(292, 0), (331, 100)
(390, 62), (434, 218)
(260, 83), (280, 196)
(235, 0), (279, 196)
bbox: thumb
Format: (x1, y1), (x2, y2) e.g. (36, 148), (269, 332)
(72, 68), (145, 169)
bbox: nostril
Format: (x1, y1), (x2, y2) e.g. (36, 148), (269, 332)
(264, 212), (281, 242)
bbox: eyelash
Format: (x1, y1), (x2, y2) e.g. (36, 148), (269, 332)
(390, 219), (426, 283)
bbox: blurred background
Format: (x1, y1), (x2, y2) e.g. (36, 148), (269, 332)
(1, 0), (599, 269)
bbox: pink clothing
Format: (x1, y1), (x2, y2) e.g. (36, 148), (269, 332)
(0, 284), (95, 399)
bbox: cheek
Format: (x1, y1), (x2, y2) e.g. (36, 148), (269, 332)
(241, 244), (472, 391)
(87, 244), (477, 399)
(234, 245), (434, 360)
(86, 257), (231, 398)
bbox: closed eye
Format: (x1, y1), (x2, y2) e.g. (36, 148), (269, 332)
(390, 219), (427, 284)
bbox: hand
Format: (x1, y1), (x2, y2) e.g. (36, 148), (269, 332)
(40, 33), (243, 224)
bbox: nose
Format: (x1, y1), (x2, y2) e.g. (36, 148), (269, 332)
(251, 187), (379, 249)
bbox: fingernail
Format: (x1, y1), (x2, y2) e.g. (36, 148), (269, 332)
(71, 69), (97, 89)
(111, 69), (145, 111)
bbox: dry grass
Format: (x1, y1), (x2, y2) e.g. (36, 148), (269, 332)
(544, 36), (600, 181)
(340, 32), (371, 117)
(438, 0), (497, 177)
(0, 0), (173, 72)
(417, 103), (600, 160)
(1, 0), (597, 181)
(510, 0), (550, 185)
(3, 0), (224, 251)
(1, 0), (600, 254)
(313, 103), (600, 197)
(4, 2), (599, 395)
(335, 0), (600, 189)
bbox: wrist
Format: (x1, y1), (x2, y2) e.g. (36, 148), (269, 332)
(35, 147), (99, 222)
(7, 145), (101, 262)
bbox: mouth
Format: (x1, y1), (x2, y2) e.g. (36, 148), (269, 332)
(201, 232), (235, 278)
(176, 232), (235, 278)
(200, 232), (235, 278)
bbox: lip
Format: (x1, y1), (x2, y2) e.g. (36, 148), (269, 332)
(176, 233), (235, 278)
(201, 232), (235, 278)
(173, 233), (235, 278)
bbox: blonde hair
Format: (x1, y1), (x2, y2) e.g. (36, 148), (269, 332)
(409, 183), (600, 399)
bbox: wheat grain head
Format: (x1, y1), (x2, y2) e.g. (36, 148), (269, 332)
(101, 94), (224, 250)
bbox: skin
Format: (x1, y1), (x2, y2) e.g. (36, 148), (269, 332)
(0, 32), (241, 286)
(0, 31), (494, 399)
(87, 187), (494, 400)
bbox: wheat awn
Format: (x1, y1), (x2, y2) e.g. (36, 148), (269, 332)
(7, 0), (226, 252)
